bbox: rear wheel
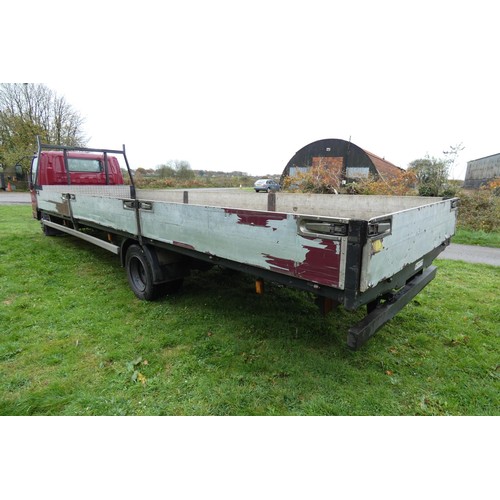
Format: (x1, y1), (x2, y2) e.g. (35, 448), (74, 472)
(125, 245), (184, 300)
(126, 245), (162, 300)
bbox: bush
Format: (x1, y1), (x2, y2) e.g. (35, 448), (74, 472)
(489, 178), (500, 196)
(281, 165), (341, 194)
(133, 175), (253, 190)
(283, 169), (418, 196)
(408, 156), (449, 196)
(350, 171), (418, 196)
(457, 184), (500, 232)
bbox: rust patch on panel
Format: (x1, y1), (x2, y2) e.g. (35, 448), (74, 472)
(173, 241), (196, 251)
(46, 199), (71, 217)
(224, 208), (287, 228)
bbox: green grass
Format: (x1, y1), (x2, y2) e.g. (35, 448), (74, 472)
(453, 228), (500, 248)
(1, 206), (499, 415)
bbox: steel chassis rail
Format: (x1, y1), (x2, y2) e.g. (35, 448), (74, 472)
(347, 265), (437, 350)
(42, 219), (120, 254)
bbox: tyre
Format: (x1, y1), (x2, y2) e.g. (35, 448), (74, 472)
(125, 244), (162, 300)
(41, 214), (62, 236)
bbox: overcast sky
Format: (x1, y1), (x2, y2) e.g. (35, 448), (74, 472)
(4, 0), (498, 179)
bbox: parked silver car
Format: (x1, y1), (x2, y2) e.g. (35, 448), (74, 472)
(254, 178), (280, 193)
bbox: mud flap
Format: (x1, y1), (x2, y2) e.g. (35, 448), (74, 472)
(347, 265), (437, 350)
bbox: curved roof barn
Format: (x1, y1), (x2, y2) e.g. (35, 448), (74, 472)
(281, 138), (403, 185)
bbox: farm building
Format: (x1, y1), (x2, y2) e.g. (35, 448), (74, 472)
(464, 153), (500, 189)
(281, 138), (403, 187)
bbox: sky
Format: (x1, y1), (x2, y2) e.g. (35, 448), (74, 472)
(4, 0), (499, 179)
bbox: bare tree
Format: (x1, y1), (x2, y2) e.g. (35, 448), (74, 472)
(166, 159), (195, 180)
(443, 142), (465, 180)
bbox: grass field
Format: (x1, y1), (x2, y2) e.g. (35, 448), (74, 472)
(0, 205), (498, 415)
(453, 228), (500, 248)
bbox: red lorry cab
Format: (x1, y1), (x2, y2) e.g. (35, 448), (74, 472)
(30, 138), (131, 220)
(32, 151), (124, 187)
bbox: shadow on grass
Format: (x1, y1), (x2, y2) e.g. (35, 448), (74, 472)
(171, 267), (363, 350)
(57, 233), (366, 353)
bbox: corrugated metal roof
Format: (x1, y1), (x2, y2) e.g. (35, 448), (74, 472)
(282, 139), (404, 184)
(363, 150), (404, 180)
(468, 152), (500, 163)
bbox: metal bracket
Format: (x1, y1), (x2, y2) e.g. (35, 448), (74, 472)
(297, 216), (348, 240)
(139, 201), (153, 211)
(123, 200), (137, 210)
(123, 200), (153, 211)
(367, 217), (392, 239)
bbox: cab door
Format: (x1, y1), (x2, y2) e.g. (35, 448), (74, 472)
(29, 156), (39, 219)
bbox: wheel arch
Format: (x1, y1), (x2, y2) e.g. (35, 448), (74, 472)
(120, 238), (138, 267)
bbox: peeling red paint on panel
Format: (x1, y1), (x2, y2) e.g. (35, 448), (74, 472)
(296, 240), (341, 286)
(224, 208), (287, 228)
(263, 238), (341, 287)
(262, 254), (296, 274)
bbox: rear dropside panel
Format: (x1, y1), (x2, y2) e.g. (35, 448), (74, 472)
(360, 198), (458, 291)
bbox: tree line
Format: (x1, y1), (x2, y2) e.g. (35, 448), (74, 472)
(0, 83), (86, 174)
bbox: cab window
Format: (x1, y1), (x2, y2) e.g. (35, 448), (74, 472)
(67, 158), (102, 172)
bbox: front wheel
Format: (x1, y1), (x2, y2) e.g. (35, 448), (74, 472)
(41, 213), (63, 236)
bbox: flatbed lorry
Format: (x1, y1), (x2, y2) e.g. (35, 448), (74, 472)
(29, 138), (459, 349)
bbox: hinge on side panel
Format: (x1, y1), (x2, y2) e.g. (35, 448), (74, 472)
(368, 219), (392, 239)
(123, 200), (138, 210)
(298, 217), (348, 239)
(139, 201), (153, 211)
(305, 222), (347, 235)
(123, 200), (153, 211)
